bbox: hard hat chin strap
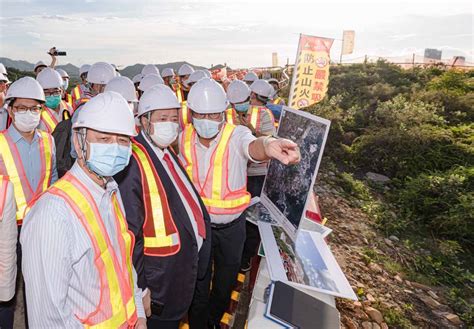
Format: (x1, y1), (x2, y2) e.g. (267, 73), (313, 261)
(76, 127), (106, 182)
(143, 112), (158, 148)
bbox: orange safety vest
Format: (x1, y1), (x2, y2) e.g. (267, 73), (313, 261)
(0, 175), (9, 217)
(61, 100), (72, 119)
(248, 105), (275, 135)
(48, 174), (138, 328)
(0, 130), (53, 224)
(225, 108), (237, 125)
(40, 106), (59, 133)
(131, 141), (181, 257)
(65, 93), (73, 108)
(71, 85), (83, 103)
(180, 123), (251, 215)
(176, 86), (190, 130)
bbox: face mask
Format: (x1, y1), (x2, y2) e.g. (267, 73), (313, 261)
(193, 117), (222, 139)
(45, 95), (61, 109)
(63, 79), (69, 91)
(234, 101), (250, 113)
(86, 143), (131, 177)
(150, 121), (179, 147)
(14, 110), (41, 132)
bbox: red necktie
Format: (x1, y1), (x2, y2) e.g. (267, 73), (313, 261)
(163, 153), (206, 239)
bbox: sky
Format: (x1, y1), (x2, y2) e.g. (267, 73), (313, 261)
(0, 0), (472, 69)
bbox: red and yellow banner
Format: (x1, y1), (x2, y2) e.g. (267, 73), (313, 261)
(289, 34), (334, 109)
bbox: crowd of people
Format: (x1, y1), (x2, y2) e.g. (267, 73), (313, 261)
(0, 51), (300, 329)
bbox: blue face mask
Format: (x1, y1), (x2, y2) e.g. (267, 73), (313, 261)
(234, 101), (250, 113)
(193, 118), (222, 139)
(45, 95), (62, 109)
(86, 143), (131, 177)
(63, 79), (69, 91)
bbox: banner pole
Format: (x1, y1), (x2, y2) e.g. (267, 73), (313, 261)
(288, 33), (303, 107)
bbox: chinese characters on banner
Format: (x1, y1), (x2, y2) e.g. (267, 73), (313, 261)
(289, 34), (334, 109)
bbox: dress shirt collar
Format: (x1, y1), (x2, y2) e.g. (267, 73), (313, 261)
(70, 161), (118, 198)
(7, 124), (41, 144)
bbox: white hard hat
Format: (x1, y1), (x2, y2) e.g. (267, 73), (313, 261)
(56, 68), (69, 79)
(243, 71), (258, 83)
(105, 76), (138, 103)
(34, 61), (47, 72)
(250, 79), (274, 98)
(178, 64), (194, 76)
(0, 73), (10, 84)
(87, 62), (116, 85)
(73, 91), (136, 137)
(185, 70), (207, 85)
(187, 78), (228, 114)
(161, 68), (175, 78)
(141, 64), (160, 76)
(227, 80), (251, 104)
(203, 70), (212, 78)
(5, 77), (45, 103)
(36, 67), (63, 89)
(79, 64), (91, 76)
(138, 74), (164, 92)
(138, 84), (180, 117)
(0, 63), (7, 75)
(132, 73), (143, 84)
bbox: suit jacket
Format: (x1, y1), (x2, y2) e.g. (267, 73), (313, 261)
(115, 133), (211, 321)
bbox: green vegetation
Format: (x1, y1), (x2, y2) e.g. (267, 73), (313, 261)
(305, 61), (474, 325)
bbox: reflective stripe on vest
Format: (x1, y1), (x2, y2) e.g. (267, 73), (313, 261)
(72, 85), (82, 101)
(272, 97), (282, 105)
(0, 175), (8, 218)
(176, 86), (190, 129)
(225, 108), (236, 125)
(131, 141), (180, 257)
(60, 100), (72, 120)
(49, 174), (138, 328)
(66, 93), (73, 107)
(0, 131), (53, 224)
(181, 124), (251, 214)
(249, 106), (274, 134)
(40, 106), (59, 133)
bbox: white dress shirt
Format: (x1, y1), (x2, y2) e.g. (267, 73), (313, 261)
(20, 162), (145, 328)
(179, 125), (257, 225)
(0, 179), (17, 301)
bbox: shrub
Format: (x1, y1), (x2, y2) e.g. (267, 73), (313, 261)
(350, 125), (474, 178)
(395, 166), (474, 245)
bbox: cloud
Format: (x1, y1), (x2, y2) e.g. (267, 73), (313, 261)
(0, 1), (472, 68)
(26, 31), (41, 39)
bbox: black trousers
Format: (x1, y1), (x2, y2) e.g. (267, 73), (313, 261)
(0, 299), (14, 329)
(147, 317), (180, 329)
(206, 215), (247, 326)
(188, 272), (211, 329)
(241, 175), (265, 266)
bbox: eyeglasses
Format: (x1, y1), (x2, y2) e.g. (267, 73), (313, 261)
(192, 112), (223, 120)
(44, 90), (62, 97)
(13, 105), (42, 114)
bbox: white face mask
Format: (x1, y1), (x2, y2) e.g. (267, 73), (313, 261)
(150, 121), (179, 147)
(14, 110), (41, 132)
(193, 117), (222, 139)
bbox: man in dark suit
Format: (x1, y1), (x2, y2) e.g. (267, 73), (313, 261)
(116, 84), (211, 329)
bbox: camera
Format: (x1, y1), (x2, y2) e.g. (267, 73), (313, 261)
(48, 47), (67, 56)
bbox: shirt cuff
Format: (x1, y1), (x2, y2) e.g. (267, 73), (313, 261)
(245, 138), (263, 164)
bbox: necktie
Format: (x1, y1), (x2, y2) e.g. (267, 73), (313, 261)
(163, 153), (206, 239)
